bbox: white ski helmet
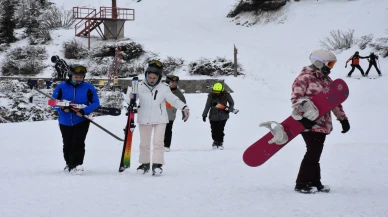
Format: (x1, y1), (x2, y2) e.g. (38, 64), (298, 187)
(309, 49), (337, 69)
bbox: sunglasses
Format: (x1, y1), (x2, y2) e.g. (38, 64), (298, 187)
(309, 54), (336, 68)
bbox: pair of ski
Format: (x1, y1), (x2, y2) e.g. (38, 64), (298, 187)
(30, 97), (121, 116)
(28, 78), (140, 173)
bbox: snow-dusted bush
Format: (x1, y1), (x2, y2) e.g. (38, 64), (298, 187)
(319, 29), (355, 51)
(28, 26), (51, 45)
(91, 41), (144, 61)
(0, 80), (56, 123)
(88, 57), (113, 77)
(1, 46), (47, 76)
(39, 5), (75, 29)
(227, 0), (287, 18)
(358, 34), (373, 50)
(98, 90), (124, 111)
(162, 56), (185, 75)
(188, 57), (243, 76)
(370, 31), (388, 58)
(63, 39), (89, 59)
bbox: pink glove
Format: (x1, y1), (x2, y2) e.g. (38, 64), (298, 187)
(129, 92), (134, 99)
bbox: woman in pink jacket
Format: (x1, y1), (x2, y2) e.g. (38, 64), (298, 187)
(291, 49), (350, 194)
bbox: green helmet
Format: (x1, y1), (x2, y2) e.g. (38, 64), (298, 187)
(212, 82), (224, 92)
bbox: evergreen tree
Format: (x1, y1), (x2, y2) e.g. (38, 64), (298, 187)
(0, 0), (17, 44)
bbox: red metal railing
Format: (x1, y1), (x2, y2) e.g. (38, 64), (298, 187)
(99, 7), (135, 20)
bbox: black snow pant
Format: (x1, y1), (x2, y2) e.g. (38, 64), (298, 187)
(348, 64), (365, 76)
(210, 120), (227, 143)
(59, 120), (90, 170)
(296, 132), (326, 186)
(365, 61), (381, 75)
(164, 120), (174, 148)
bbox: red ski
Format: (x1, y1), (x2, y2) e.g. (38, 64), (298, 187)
(243, 79), (349, 167)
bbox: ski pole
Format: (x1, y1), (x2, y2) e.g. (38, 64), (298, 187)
(28, 81), (124, 141)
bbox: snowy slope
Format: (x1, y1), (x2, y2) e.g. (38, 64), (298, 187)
(1, 0), (388, 217)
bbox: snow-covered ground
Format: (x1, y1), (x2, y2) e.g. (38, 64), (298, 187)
(1, 0), (388, 216)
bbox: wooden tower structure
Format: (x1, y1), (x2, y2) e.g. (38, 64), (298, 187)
(72, 4), (135, 48)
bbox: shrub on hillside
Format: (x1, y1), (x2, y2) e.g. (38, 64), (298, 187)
(227, 0), (288, 18)
(63, 39), (89, 59)
(188, 57), (243, 76)
(369, 30), (388, 58)
(319, 29), (355, 51)
(358, 34), (373, 50)
(1, 46), (47, 76)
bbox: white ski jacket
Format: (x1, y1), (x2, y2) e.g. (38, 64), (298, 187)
(133, 81), (187, 125)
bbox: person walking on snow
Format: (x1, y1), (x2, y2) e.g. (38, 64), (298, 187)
(292, 49), (350, 193)
(51, 64), (100, 174)
(365, 52), (382, 76)
(202, 82), (234, 150)
(129, 60), (190, 175)
(51, 55), (69, 79)
(345, 51), (367, 77)
(163, 74), (186, 152)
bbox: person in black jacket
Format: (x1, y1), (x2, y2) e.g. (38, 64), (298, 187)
(365, 52), (382, 76)
(51, 55), (69, 79)
(202, 82), (234, 150)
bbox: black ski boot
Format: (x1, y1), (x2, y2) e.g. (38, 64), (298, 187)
(152, 163), (163, 176)
(294, 183), (318, 194)
(136, 163), (150, 174)
(313, 184), (330, 193)
(212, 141), (218, 149)
(217, 142), (224, 150)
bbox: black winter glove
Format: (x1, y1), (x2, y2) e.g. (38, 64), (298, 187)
(340, 119), (350, 133)
(202, 116), (206, 122)
(78, 109), (85, 116)
(61, 106), (71, 112)
(298, 117), (315, 129)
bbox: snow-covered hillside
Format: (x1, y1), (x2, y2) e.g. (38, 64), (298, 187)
(1, 0), (388, 217)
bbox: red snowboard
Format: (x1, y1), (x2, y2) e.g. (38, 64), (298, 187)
(243, 79), (349, 167)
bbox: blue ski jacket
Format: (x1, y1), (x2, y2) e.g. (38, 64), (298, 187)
(52, 81), (100, 126)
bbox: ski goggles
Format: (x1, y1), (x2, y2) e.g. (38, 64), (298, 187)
(168, 76), (179, 82)
(71, 65), (87, 74)
(309, 54), (336, 68)
(149, 60), (163, 69)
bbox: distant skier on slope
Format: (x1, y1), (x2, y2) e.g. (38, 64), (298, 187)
(128, 60), (190, 175)
(292, 49), (350, 193)
(345, 51), (368, 77)
(51, 64), (100, 174)
(365, 52), (382, 77)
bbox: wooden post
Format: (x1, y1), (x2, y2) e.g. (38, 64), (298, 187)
(234, 44), (238, 77)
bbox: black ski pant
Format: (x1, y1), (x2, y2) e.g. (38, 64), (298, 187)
(296, 132), (326, 186)
(59, 120), (90, 169)
(210, 119), (227, 143)
(348, 64), (365, 76)
(164, 120), (174, 148)
(366, 62), (381, 75)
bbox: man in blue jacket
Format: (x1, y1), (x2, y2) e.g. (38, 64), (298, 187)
(52, 64), (100, 174)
